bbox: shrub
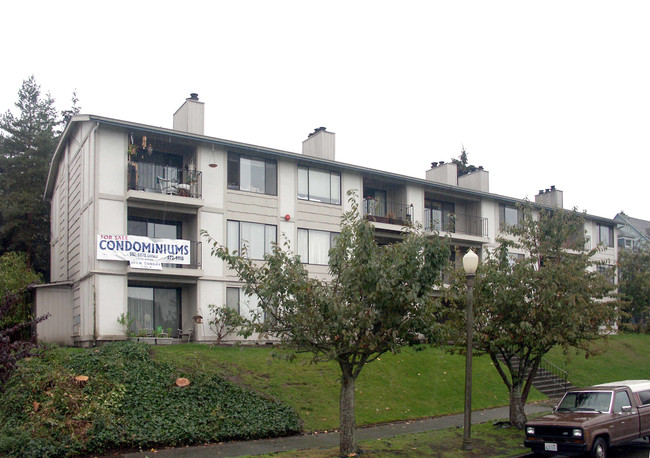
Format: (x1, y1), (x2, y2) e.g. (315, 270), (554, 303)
(207, 304), (245, 344)
(0, 341), (301, 456)
(0, 284), (48, 388)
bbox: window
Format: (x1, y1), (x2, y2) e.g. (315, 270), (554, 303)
(298, 166), (341, 204)
(128, 217), (181, 239)
(425, 199), (455, 232)
(227, 221), (277, 260)
(227, 152), (277, 195)
(297, 229), (338, 265)
(226, 287), (240, 314)
(499, 204), (521, 228)
(598, 224), (614, 248)
(507, 252), (525, 266)
(128, 286), (181, 334)
(597, 265), (616, 284)
(128, 217), (183, 267)
(637, 390), (650, 406)
(618, 237), (634, 250)
(614, 391), (632, 413)
(226, 287), (266, 321)
(363, 188), (387, 217)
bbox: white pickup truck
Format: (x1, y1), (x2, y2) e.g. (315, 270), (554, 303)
(524, 380), (650, 457)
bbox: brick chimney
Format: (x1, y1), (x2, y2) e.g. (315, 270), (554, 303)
(173, 93), (204, 135)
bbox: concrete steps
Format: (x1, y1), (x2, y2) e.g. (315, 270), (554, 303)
(496, 355), (573, 401)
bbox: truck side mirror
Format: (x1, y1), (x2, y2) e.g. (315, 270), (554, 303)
(621, 405), (632, 413)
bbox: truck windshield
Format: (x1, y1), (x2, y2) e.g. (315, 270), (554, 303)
(558, 391), (612, 413)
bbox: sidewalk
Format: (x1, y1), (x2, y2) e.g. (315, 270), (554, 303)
(122, 404), (551, 458)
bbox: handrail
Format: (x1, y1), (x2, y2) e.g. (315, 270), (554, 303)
(539, 357), (570, 394)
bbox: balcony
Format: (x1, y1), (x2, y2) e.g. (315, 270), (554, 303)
(363, 198), (413, 226)
(128, 162), (202, 199)
(425, 211), (487, 237)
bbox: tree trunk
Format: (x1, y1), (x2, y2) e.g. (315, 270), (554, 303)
(339, 362), (358, 457)
(509, 383), (527, 429)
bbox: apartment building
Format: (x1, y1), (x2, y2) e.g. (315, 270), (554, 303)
(35, 95), (619, 346)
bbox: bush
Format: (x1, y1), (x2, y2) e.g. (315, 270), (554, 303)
(0, 341), (301, 457)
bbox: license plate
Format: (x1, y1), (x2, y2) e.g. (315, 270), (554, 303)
(544, 443), (558, 452)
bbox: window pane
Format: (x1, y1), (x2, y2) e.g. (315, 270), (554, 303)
(309, 169), (331, 203)
(153, 222), (178, 239)
(240, 292), (260, 321)
(227, 221), (239, 252)
(265, 161), (277, 195)
(128, 286), (154, 332)
(265, 225), (276, 255)
(504, 206), (518, 226)
(154, 288), (180, 333)
(309, 230), (331, 265)
(599, 225), (613, 247)
(240, 157), (266, 193)
(226, 287), (240, 314)
(128, 220), (147, 236)
(298, 167), (309, 200)
(330, 232), (338, 250)
(241, 222), (265, 259)
(614, 391), (631, 413)
(330, 173), (340, 204)
(227, 154), (240, 189)
(297, 229), (308, 262)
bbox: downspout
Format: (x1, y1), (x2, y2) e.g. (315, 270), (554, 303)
(91, 122), (99, 345)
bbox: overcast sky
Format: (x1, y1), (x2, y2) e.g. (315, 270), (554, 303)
(2, 1), (648, 219)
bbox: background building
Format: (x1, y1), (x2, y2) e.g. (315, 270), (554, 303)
(35, 95), (619, 346)
(614, 212), (650, 250)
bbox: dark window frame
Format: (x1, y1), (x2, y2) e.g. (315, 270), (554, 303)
(297, 165), (341, 205)
(499, 203), (522, 228)
(227, 151), (277, 195)
(297, 228), (338, 265)
(127, 285), (182, 335)
(227, 220), (277, 260)
(598, 223), (614, 248)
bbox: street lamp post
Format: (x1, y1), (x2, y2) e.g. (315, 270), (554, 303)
(462, 249), (479, 451)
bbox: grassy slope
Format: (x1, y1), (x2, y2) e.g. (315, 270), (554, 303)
(152, 344), (545, 432)
(544, 333), (650, 387)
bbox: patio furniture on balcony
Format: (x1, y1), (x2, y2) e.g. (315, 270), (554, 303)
(129, 162), (202, 198)
(363, 199), (413, 226)
(157, 176), (178, 195)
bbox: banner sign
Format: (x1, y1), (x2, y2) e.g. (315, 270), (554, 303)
(97, 235), (190, 269)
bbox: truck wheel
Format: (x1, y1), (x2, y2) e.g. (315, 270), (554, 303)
(589, 437), (607, 458)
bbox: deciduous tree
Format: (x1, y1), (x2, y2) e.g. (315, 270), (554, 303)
(447, 204), (616, 428)
(618, 245), (650, 332)
(204, 195), (450, 456)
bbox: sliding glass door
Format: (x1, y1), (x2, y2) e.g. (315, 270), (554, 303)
(128, 286), (181, 334)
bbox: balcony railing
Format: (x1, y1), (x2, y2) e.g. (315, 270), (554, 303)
(363, 199), (413, 226)
(128, 162), (202, 198)
(425, 211), (487, 237)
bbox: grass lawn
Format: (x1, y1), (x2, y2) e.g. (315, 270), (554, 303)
(152, 344), (545, 432)
(250, 421), (532, 457)
(544, 333), (650, 387)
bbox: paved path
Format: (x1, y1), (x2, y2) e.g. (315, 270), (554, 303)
(122, 404), (551, 457)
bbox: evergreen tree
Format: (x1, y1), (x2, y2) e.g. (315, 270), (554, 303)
(0, 76), (65, 277)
